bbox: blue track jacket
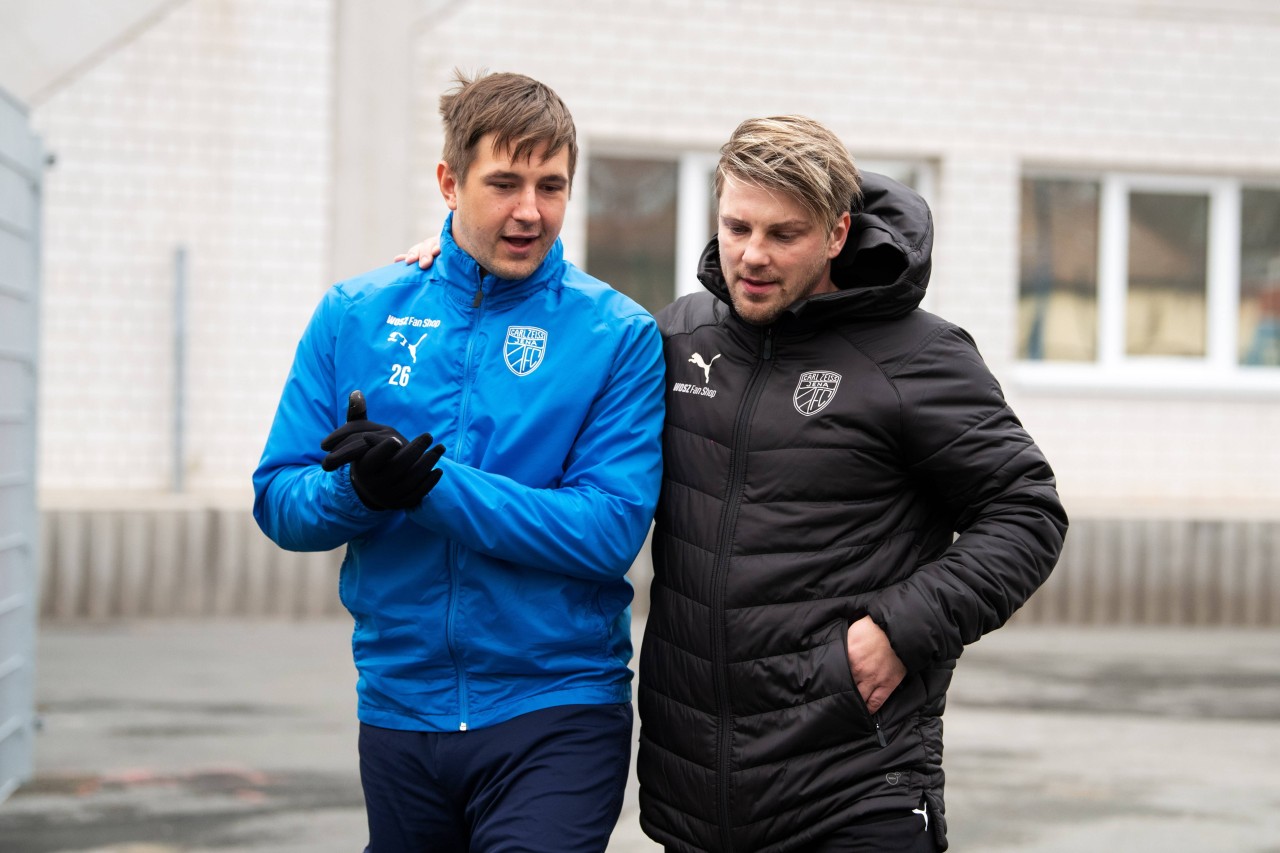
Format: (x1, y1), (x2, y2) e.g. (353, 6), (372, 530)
(253, 216), (665, 732)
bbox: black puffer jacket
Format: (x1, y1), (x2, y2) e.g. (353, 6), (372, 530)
(637, 173), (1068, 852)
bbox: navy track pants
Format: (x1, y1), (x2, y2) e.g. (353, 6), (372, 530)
(359, 702), (633, 853)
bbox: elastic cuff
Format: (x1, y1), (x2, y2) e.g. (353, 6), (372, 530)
(333, 466), (380, 519)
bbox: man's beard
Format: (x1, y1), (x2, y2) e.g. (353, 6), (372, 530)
(727, 256), (831, 326)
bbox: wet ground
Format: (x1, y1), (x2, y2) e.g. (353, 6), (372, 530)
(1, 619), (1278, 852)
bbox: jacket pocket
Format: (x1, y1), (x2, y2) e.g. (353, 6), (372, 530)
(840, 617), (931, 740)
(825, 618), (890, 747)
(729, 620), (885, 768)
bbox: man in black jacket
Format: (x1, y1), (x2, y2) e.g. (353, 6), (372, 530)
(635, 116), (1067, 852)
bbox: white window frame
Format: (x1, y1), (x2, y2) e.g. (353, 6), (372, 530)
(1015, 170), (1280, 398)
(675, 152), (720, 300)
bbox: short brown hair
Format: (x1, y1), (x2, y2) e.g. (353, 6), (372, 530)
(715, 115), (862, 231)
(439, 69), (578, 185)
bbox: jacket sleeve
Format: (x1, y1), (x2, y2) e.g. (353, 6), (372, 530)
(252, 287), (383, 552)
(406, 314), (666, 582)
(865, 325), (1068, 671)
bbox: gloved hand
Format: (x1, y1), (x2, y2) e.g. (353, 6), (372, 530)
(320, 390), (445, 510)
(321, 390), (404, 470)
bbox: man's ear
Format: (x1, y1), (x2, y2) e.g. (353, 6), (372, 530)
(827, 211), (852, 260)
(437, 161), (460, 211)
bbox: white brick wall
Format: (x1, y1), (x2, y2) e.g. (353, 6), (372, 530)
(33, 0), (332, 501)
(31, 0), (1280, 516)
(1015, 393), (1280, 512)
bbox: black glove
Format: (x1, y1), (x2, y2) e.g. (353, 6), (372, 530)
(321, 390), (402, 470)
(321, 390), (445, 510)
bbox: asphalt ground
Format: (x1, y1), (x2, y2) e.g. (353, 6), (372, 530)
(1, 618), (1278, 852)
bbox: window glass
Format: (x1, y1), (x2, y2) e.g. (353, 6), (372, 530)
(585, 157), (678, 314)
(1017, 178), (1100, 361)
(868, 162), (919, 189)
(1126, 192), (1209, 358)
(1239, 188), (1280, 366)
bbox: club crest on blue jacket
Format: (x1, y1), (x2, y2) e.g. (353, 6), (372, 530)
(504, 325), (548, 376)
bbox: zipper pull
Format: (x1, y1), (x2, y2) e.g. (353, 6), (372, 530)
(873, 718), (887, 748)
(763, 329), (774, 359)
(472, 288), (484, 308)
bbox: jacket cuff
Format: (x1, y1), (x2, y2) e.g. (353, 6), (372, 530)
(865, 594), (942, 673)
(331, 466), (380, 520)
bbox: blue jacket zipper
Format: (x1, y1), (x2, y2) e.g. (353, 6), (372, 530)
(446, 279), (488, 731)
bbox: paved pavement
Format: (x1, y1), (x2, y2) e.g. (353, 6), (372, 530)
(2, 618), (1279, 852)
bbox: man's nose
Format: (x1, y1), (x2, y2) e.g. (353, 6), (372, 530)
(742, 234), (768, 267)
(512, 186), (539, 222)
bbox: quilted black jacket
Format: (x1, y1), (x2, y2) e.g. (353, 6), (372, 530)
(637, 173), (1068, 852)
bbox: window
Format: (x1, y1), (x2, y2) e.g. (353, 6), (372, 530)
(584, 157), (679, 315)
(1018, 173), (1280, 386)
(1019, 179), (1100, 361)
(586, 152), (934, 312)
(1125, 191), (1209, 359)
(1240, 189), (1280, 367)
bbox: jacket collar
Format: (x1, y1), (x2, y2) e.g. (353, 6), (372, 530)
(433, 213), (565, 307)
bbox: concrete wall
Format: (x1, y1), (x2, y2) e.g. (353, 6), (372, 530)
(39, 508), (344, 620)
(34, 509), (1280, 626)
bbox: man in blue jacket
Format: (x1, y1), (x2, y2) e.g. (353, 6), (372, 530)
(252, 71), (665, 852)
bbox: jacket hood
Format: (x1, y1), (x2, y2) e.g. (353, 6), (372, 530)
(696, 171), (934, 325)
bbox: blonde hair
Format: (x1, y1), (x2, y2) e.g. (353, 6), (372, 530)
(439, 69), (578, 184)
(715, 115), (862, 231)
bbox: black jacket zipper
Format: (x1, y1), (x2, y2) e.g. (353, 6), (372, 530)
(712, 327), (773, 852)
